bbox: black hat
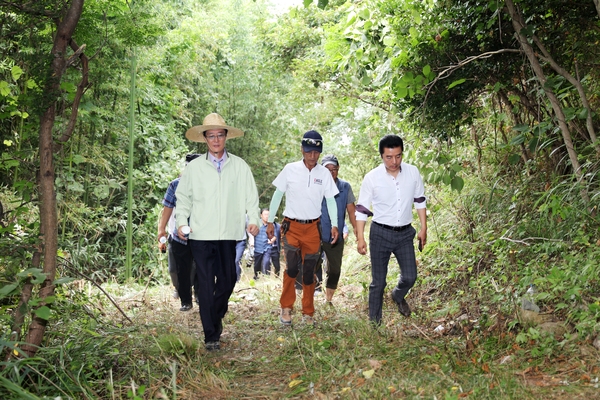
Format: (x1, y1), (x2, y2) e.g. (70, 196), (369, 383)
(301, 130), (323, 153)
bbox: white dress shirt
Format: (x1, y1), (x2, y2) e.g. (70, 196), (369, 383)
(356, 162), (426, 226)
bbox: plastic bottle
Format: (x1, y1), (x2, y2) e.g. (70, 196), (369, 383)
(181, 225), (191, 238)
(521, 284), (540, 312)
(159, 236), (167, 253)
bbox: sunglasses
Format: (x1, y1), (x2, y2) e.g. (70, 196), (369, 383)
(302, 138), (322, 146)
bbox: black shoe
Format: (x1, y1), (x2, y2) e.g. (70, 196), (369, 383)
(254, 274), (260, 280)
(180, 304), (192, 312)
(391, 288), (411, 317)
(205, 341), (220, 351)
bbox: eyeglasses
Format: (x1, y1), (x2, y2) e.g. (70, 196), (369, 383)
(206, 134), (227, 141)
(302, 138), (322, 146)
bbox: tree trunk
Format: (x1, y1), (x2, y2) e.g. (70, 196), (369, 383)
(21, 0), (85, 358)
(505, 0), (589, 203)
(530, 36), (598, 153)
(594, 0), (600, 19)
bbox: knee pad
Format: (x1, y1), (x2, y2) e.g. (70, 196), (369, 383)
(302, 253), (321, 285)
(284, 243), (301, 278)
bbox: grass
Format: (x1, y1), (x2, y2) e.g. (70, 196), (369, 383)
(2, 244), (599, 399)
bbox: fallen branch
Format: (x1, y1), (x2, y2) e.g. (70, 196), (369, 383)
(411, 322), (435, 343)
(60, 258), (133, 324)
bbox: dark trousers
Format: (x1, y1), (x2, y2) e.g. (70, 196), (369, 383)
(269, 247), (281, 275)
(189, 240), (237, 343)
(369, 223), (417, 323)
(254, 246), (281, 276)
(170, 239), (197, 306)
(235, 240), (246, 282)
(321, 238), (344, 289)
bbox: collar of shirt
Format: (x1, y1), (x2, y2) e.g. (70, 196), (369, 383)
(208, 151), (228, 170)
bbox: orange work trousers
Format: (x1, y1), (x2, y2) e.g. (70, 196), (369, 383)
(280, 219), (322, 316)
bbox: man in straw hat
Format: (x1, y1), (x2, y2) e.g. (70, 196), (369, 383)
(175, 113), (260, 351)
(266, 130), (339, 327)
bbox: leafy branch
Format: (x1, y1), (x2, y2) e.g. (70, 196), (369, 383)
(422, 48), (522, 108)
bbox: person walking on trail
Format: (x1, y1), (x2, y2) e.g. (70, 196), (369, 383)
(316, 154), (357, 305)
(266, 216), (282, 276)
(252, 208), (281, 279)
(157, 153), (201, 312)
(234, 215), (250, 283)
(175, 113), (260, 351)
(266, 130), (339, 326)
(355, 134), (427, 326)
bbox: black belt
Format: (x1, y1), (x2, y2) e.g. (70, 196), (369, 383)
(285, 217), (320, 224)
(373, 221), (411, 232)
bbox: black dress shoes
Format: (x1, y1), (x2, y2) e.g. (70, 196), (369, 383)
(391, 288), (411, 317)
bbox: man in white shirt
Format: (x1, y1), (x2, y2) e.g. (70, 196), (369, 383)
(266, 130), (339, 326)
(355, 134), (427, 325)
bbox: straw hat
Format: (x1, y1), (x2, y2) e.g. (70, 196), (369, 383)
(185, 113), (244, 143)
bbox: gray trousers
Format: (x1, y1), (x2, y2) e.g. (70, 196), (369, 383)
(368, 223), (417, 323)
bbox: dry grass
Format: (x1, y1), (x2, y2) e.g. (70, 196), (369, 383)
(93, 261), (600, 400)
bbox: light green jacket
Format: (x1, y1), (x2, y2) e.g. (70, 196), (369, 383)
(174, 152), (260, 241)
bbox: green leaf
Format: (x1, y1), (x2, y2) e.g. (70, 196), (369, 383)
(0, 376), (39, 400)
(528, 137), (539, 153)
(409, 27), (418, 39)
(0, 282), (19, 298)
(577, 108), (588, 119)
(317, 0), (328, 9)
(512, 124), (530, 132)
(18, 268), (47, 284)
(411, 9), (422, 24)
(53, 276), (76, 285)
(442, 173), (452, 185)
(29, 296), (57, 306)
(70, 154), (86, 164)
(509, 133), (525, 146)
(93, 184), (110, 199)
(508, 154), (521, 164)
(422, 65), (431, 76)
(60, 81), (77, 93)
(17, 268), (44, 278)
(11, 65), (23, 81)
(303, 0), (312, 7)
(447, 78), (466, 89)
(395, 87), (408, 99)
(383, 36), (395, 47)
(34, 306), (52, 321)
(0, 81), (10, 96)
(451, 176), (464, 192)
